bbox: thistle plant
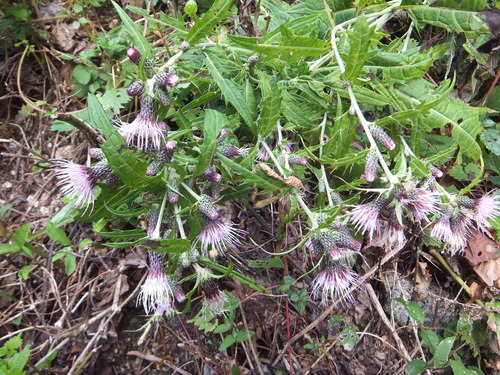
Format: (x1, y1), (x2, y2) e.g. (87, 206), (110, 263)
(47, 1), (500, 361)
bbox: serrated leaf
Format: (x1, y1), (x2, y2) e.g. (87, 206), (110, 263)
(217, 152), (288, 191)
(94, 228), (146, 240)
(205, 53), (254, 127)
(46, 221), (71, 245)
(256, 73), (281, 137)
(480, 129), (500, 155)
(194, 109), (228, 176)
(407, 6), (490, 41)
(112, 1), (149, 53)
(228, 33), (330, 59)
(127, 6), (186, 33)
(185, 0), (234, 43)
(344, 15), (373, 81)
(50, 120), (75, 132)
(9, 344), (30, 373)
(249, 256), (284, 268)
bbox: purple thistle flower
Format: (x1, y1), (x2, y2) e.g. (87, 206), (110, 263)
(395, 183), (439, 220)
(138, 251), (174, 314)
(168, 190), (179, 204)
(369, 125), (395, 151)
(256, 146), (271, 161)
(431, 211), (470, 255)
(53, 160), (98, 209)
(119, 96), (165, 151)
(201, 280), (228, 317)
(429, 165), (443, 178)
(372, 214), (406, 251)
(471, 193), (500, 229)
(311, 261), (359, 307)
(196, 217), (247, 257)
(350, 198), (387, 241)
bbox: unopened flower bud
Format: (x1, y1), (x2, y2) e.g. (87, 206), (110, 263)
(198, 194), (219, 220)
(164, 140), (177, 152)
(105, 174), (119, 186)
(126, 80), (145, 96)
(146, 160), (162, 176)
(429, 164), (443, 178)
(201, 170), (221, 182)
(369, 125), (395, 151)
(90, 159), (111, 179)
(166, 72), (181, 88)
(127, 47), (142, 64)
(218, 146), (249, 158)
(278, 154), (306, 166)
(217, 129), (229, 144)
(168, 190), (179, 204)
(248, 55), (259, 65)
(88, 148), (105, 160)
(364, 150), (378, 182)
(156, 87), (171, 107)
(147, 208), (160, 236)
(181, 41), (190, 52)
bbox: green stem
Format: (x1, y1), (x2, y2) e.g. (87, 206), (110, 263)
(180, 181), (201, 201)
(151, 190), (169, 239)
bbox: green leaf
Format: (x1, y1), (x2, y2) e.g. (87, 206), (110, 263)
(421, 329), (440, 354)
(405, 360), (431, 375)
(480, 129), (500, 156)
(433, 337), (455, 367)
(217, 152), (288, 192)
(396, 299), (425, 324)
(127, 6), (186, 33)
(50, 120), (75, 132)
(9, 344), (30, 373)
(73, 64), (91, 85)
(228, 32), (330, 59)
(344, 15), (373, 81)
(64, 253), (77, 275)
(185, 0), (234, 43)
(112, 1), (149, 53)
(256, 72), (282, 137)
(0, 243), (21, 255)
(194, 109), (228, 176)
(219, 334), (237, 350)
(407, 6), (491, 41)
(94, 228), (146, 240)
(18, 265), (35, 280)
(46, 221), (71, 246)
(12, 222), (31, 247)
(205, 53), (254, 127)
(235, 329), (253, 342)
(338, 325), (357, 350)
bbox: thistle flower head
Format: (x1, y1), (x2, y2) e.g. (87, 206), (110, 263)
(53, 160), (98, 209)
(311, 261), (359, 307)
(468, 192), (500, 229)
(248, 55), (259, 65)
(196, 217), (247, 257)
(372, 213), (406, 251)
(119, 96), (165, 151)
(198, 194), (220, 220)
(147, 208), (160, 236)
(350, 198), (387, 241)
(200, 280), (228, 317)
(369, 125), (395, 150)
(138, 251), (174, 314)
(216, 129), (229, 144)
(181, 41), (190, 51)
(256, 146), (271, 161)
(431, 210), (469, 255)
(395, 182), (439, 220)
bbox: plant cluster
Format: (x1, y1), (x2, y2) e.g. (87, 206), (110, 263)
(4, 0), (500, 371)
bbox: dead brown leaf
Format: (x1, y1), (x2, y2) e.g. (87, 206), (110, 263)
(464, 228), (499, 267)
(474, 258), (500, 287)
(255, 163), (305, 190)
(414, 262), (432, 301)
